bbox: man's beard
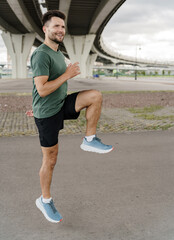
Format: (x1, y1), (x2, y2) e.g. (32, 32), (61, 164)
(49, 34), (64, 44)
(51, 38), (63, 44)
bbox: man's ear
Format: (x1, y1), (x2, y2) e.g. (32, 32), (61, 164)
(43, 25), (46, 33)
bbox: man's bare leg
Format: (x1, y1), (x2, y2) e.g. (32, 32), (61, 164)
(35, 143), (63, 223)
(75, 89), (102, 136)
(40, 144), (58, 199)
(75, 89), (113, 153)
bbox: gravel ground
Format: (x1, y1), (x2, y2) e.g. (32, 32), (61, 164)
(103, 91), (174, 108)
(0, 91), (174, 112)
(0, 91), (174, 137)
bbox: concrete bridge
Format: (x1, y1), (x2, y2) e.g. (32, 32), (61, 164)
(0, 0), (126, 78)
(1, 0), (174, 79)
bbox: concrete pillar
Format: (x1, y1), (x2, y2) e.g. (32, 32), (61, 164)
(64, 34), (96, 78)
(86, 53), (97, 77)
(1, 31), (36, 78)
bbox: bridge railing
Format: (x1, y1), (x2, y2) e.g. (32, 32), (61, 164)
(100, 36), (174, 67)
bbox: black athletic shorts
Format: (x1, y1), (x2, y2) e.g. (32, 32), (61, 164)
(34, 92), (80, 147)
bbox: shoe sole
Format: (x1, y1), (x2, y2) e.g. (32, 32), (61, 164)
(35, 199), (63, 223)
(80, 144), (114, 154)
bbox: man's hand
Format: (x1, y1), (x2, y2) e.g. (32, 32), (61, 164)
(26, 110), (34, 117)
(65, 62), (81, 79)
(33, 62), (81, 98)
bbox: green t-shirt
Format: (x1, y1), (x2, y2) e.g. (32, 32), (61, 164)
(31, 44), (67, 118)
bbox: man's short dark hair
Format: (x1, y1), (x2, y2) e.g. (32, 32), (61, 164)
(42, 10), (66, 26)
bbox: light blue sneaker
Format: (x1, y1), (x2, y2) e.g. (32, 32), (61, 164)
(80, 136), (113, 154)
(36, 196), (63, 223)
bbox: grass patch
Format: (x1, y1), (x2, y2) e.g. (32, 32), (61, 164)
(144, 124), (174, 131)
(0, 92), (32, 96)
(135, 114), (174, 121)
(161, 124), (174, 130)
(128, 105), (164, 114)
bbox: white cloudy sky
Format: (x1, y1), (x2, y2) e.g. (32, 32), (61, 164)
(102, 0), (174, 61)
(1, 0), (174, 62)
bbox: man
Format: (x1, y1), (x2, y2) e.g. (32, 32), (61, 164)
(29, 10), (113, 223)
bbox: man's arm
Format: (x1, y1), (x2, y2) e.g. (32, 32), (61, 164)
(35, 62), (80, 98)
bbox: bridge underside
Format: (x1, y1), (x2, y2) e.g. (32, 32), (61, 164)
(0, 0), (126, 78)
(1, 0), (170, 79)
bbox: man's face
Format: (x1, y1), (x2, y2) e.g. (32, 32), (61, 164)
(43, 16), (66, 44)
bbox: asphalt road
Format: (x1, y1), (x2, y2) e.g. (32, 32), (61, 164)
(1, 76), (174, 93)
(1, 131), (174, 240)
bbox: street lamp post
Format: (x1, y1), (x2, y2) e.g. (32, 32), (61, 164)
(135, 45), (141, 80)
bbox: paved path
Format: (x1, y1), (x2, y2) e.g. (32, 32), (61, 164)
(0, 131), (174, 240)
(1, 76), (174, 239)
(1, 105), (174, 137)
(1, 76), (174, 93)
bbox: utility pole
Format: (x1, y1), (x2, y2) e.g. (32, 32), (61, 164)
(135, 45), (141, 80)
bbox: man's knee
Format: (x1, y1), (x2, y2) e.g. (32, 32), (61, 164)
(49, 150), (58, 169)
(90, 90), (102, 104)
(42, 146), (58, 169)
